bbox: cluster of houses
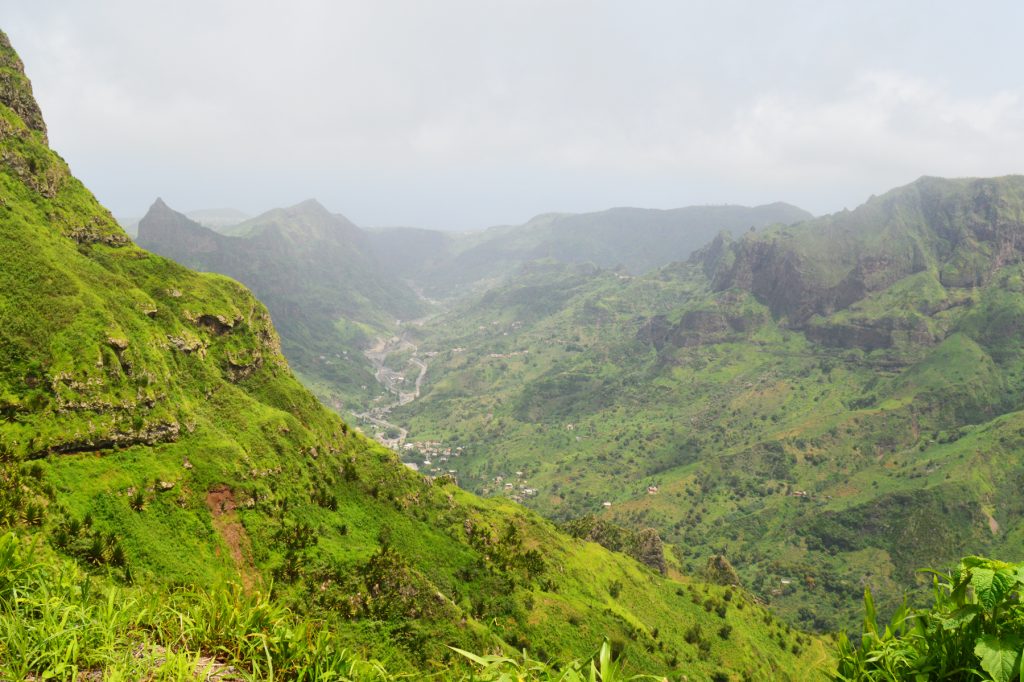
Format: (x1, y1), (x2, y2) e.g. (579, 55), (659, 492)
(481, 470), (538, 503)
(400, 440), (463, 477)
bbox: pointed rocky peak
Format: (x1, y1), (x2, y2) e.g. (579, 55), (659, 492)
(137, 197), (219, 248)
(0, 30), (48, 142)
(140, 197), (190, 226)
(148, 197), (170, 213)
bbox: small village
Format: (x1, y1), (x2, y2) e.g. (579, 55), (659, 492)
(480, 470), (539, 504)
(398, 439), (464, 479)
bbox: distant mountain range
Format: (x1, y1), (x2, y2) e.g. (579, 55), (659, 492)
(138, 194), (811, 417)
(367, 202), (813, 297)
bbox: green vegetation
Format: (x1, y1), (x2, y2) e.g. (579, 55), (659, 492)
(0, 532), (377, 680)
(0, 28), (828, 680)
(0, 531), (681, 680)
(837, 555), (1024, 681)
(384, 175), (1024, 636)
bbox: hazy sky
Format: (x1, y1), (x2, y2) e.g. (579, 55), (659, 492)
(5, 1), (1024, 229)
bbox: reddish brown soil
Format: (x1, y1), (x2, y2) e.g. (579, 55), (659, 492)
(205, 485), (258, 590)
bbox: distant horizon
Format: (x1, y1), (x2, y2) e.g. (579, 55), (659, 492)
(119, 195), (823, 234)
(120, 171), (1024, 234)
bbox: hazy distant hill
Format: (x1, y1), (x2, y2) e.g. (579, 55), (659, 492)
(137, 198), (425, 411)
(187, 206), (251, 232)
(393, 174), (1024, 633)
(367, 202), (812, 296)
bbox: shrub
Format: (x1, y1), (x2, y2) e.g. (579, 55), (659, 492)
(836, 555), (1024, 681)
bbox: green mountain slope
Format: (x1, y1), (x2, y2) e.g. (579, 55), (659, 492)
(0, 29), (827, 680)
(367, 203), (812, 297)
(137, 198), (424, 414)
(391, 175), (1024, 634)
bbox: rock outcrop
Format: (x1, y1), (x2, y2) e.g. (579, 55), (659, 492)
(0, 30), (47, 141)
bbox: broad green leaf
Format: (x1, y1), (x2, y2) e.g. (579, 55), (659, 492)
(972, 567), (995, 605)
(974, 634), (1022, 682)
(996, 568), (1018, 599)
(972, 568), (1015, 611)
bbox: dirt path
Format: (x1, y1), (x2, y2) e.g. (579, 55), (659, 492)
(206, 486), (259, 591)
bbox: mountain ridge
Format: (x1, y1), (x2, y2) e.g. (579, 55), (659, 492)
(365, 201), (814, 297)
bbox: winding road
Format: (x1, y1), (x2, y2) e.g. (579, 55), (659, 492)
(353, 331), (427, 445)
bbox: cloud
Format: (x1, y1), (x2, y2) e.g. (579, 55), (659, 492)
(5, 1), (1024, 227)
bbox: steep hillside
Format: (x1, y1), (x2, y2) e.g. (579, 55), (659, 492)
(0, 29), (827, 680)
(368, 203), (812, 297)
(390, 175), (1024, 634)
(137, 198), (424, 414)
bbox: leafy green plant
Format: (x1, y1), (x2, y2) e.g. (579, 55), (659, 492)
(836, 555), (1024, 681)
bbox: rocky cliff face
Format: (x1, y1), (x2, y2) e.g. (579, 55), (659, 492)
(703, 176), (1024, 339)
(0, 30), (47, 142)
(638, 290), (769, 350)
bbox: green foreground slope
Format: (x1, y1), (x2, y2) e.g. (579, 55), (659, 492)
(0, 30), (827, 680)
(392, 175), (1024, 636)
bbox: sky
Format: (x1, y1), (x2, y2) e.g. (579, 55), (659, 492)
(5, 1), (1024, 230)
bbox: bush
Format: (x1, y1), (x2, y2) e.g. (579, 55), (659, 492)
(836, 555), (1024, 681)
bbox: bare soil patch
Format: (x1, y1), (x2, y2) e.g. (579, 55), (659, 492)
(205, 485), (259, 590)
